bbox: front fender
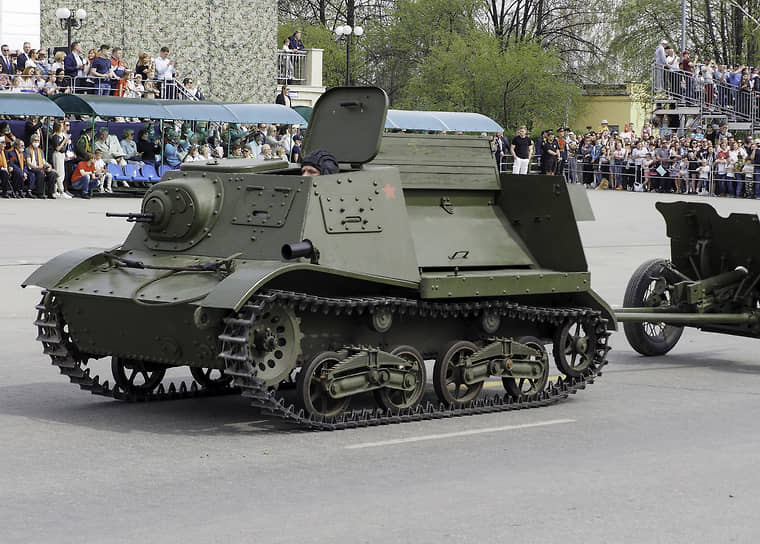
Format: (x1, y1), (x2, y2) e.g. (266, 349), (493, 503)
(22, 247), (110, 289)
(198, 261), (418, 311)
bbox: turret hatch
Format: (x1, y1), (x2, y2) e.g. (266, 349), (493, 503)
(303, 86), (388, 165)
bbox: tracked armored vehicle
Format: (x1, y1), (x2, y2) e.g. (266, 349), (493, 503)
(25, 87), (614, 429)
(618, 201), (760, 355)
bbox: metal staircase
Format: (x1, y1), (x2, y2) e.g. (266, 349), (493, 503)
(651, 64), (757, 135)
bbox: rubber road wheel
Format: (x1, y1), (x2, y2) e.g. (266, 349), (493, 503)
(112, 357), (166, 394)
(502, 336), (549, 398)
(373, 345), (427, 411)
(190, 367), (233, 389)
(433, 340), (484, 406)
(296, 351), (350, 418)
(622, 258), (684, 356)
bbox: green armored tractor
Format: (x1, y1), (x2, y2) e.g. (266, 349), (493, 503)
(25, 87), (614, 429)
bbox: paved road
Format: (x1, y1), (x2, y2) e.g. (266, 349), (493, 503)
(1, 192), (758, 543)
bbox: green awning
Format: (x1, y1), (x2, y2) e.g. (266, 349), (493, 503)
(222, 103), (306, 125)
(158, 100), (238, 122)
(292, 105), (311, 126)
(51, 94), (174, 119)
(0, 93), (65, 117)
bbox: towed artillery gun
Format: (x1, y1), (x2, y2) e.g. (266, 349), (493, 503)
(618, 201), (760, 355)
(24, 87), (614, 429)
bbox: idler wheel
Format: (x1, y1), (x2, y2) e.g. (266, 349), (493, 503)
(190, 367), (233, 389)
(296, 351), (350, 418)
(553, 319), (597, 377)
(433, 340), (483, 406)
(373, 345), (427, 411)
(111, 356), (166, 394)
(502, 336), (549, 398)
(623, 258), (684, 356)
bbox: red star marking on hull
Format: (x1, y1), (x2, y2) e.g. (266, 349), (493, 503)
(382, 183), (396, 199)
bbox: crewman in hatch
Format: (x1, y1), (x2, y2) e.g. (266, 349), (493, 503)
(300, 150), (339, 176)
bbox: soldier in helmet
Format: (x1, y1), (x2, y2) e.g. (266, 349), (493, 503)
(300, 150), (339, 176)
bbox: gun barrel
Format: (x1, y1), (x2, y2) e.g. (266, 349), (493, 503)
(106, 212), (156, 223)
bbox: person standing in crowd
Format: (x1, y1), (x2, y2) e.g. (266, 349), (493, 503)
(63, 42), (85, 91)
(541, 131), (559, 175)
(492, 131), (510, 172)
(654, 39), (667, 93)
(1, 44), (15, 75)
(135, 52), (151, 81)
(511, 126), (533, 175)
(275, 85), (292, 106)
(110, 47), (126, 95)
(534, 130), (547, 172)
(75, 126), (95, 161)
(153, 46), (176, 99)
(49, 120), (71, 198)
(680, 50), (696, 100)
(89, 44), (115, 96)
(289, 30), (305, 50)
(16, 42), (31, 72)
(664, 46), (679, 96)
(23, 115), (42, 147)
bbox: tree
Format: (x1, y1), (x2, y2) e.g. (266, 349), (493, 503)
(398, 33), (583, 130)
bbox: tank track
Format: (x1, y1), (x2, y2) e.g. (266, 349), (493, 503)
(34, 292), (238, 402)
(219, 289), (611, 431)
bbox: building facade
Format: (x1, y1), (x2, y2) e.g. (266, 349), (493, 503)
(39, 0), (276, 103)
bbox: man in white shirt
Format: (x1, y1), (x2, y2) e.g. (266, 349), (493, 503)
(153, 46), (176, 99)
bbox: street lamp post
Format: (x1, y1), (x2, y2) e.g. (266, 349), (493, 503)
(335, 24), (364, 86)
(55, 7), (87, 51)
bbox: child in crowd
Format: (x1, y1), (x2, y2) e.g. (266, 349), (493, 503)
(92, 150), (113, 192)
(697, 160), (711, 195)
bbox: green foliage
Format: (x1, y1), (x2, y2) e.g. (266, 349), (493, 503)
(397, 33), (582, 131)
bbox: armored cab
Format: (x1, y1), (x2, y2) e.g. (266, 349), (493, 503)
(618, 201), (760, 355)
(25, 87), (613, 429)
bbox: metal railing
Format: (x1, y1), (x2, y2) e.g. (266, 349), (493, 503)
(652, 63), (759, 131)
(496, 150), (760, 198)
(0, 72), (201, 100)
(276, 50), (307, 84)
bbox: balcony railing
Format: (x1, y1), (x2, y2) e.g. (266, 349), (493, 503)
(277, 50), (307, 84)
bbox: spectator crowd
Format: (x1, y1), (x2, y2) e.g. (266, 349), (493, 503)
(1, 41), (204, 100)
(0, 115), (304, 199)
(492, 119), (760, 199)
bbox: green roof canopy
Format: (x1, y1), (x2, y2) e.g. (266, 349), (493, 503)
(222, 103), (306, 125)
(50, 94), (307, 125)
(0, 93), (65, 117)
(51, 94), (174, 119)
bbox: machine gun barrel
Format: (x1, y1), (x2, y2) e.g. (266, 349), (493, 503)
(106, 212), (156, 223)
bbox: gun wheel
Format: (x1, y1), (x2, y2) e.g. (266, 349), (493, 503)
(112, 356), (166, 394)
(623, 258), (684, 356)
(190, 367), (233, 388)
(503, 336), (549, 398)
(553, 319), (597, 377)
(373, 345), (427, 411)
(433, 340), (483, 406)
(296, 351), (350, 418)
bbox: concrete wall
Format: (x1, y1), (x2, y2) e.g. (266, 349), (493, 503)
(0, 0), (40, 51)
(39, 0), (276, 103)
(569, 83), (648, 133)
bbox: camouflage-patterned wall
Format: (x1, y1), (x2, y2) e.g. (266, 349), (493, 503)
(39, 0), (276, 103)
